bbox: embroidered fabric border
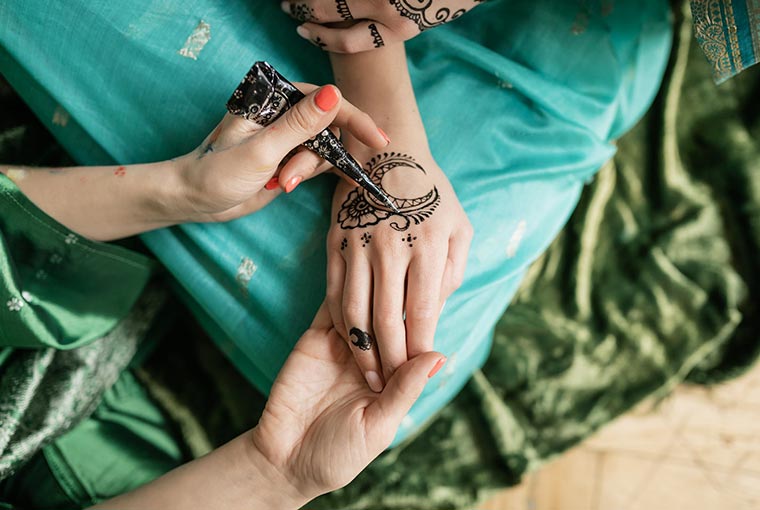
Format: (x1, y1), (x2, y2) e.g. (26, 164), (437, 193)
(691, 0), (760, 82)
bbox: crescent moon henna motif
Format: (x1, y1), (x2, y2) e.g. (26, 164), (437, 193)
(349, 328), (373, 351)
(336, 153), (441, 231)
(389, 0), (468, 32)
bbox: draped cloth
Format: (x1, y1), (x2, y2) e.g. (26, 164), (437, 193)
(691, 0), (760, 82)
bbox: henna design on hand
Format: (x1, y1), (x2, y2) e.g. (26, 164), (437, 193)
(337, 153), (440, 231)
(402, 233), (417, 247)
(389, 0), (468, 31)
(350, 327), (373, 351)
(361, 232), (372, 247)
(290, 3), (317, 22)
(340, 237), (348, 250)
(311, 36), (328, 49)
(368, 23), (385, 48)
(335, 0), (354, 20)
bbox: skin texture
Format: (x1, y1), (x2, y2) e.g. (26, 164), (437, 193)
(326, 43), (473, 390)
(284, 0), (486, 53)
(1, 84), (387, 241)
(93, 304), (444, 510)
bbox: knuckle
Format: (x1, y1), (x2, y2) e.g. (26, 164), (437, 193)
(342, 301), (365, 321)
(408, 299), (438, 321)
(336, 37), (360, 54)
(284, 103), (316, 136)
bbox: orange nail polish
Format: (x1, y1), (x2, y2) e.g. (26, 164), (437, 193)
(378, 127), (391, 145)
(285, 175), (302, 193)
(427, 357), (447, 378)
(265, 177), (279, 190)
(315, 85), (340, 112)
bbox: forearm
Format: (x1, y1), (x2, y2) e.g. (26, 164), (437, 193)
(91, 430), (309, 510)
(330, 43), (427, 146)
(0, 160), (187, 241)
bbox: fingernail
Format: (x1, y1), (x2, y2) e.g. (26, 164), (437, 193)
(296, 25), (311, 40)
(315, 85), (340, 112)
(427, 357), (447, 378)
(280, 1), (290, 14)
(265, 177), (279, 190)
(285, 175), (302, 193)
(378, 127), (391, 146)
(365, 371), (384, 393)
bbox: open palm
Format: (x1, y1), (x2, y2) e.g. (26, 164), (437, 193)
(251, 303), (444, 501)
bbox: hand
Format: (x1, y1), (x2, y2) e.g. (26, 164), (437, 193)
(281, 0), (485, 53)
(176, 83), (388, 223)
(252, 303), (446, 501)
(325, 138), (472, 391)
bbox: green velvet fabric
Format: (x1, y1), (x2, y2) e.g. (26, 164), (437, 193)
(1, 4), (759, 509)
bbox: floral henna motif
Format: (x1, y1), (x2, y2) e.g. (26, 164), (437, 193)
(388, 0), (468, 32)
(337, 152), (440, 231)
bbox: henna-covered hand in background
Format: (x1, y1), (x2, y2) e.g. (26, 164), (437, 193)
(281, 0), (487, 53)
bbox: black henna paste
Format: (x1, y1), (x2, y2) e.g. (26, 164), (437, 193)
(340, 237), (348, 250)
(389, 0), (468, 31)
(350, 327), (373, 351)
(335, 0), (353, 20)
(337, 152), (440, 231)
(361, 232), (372, 247)
(402, 233), (417, 247)
(368, 23), (385, 48)
(290, 3), (317, 22)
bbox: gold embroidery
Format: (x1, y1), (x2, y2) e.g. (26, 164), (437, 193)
(692, 0), (738, 80)
(749, 0), (760, 59)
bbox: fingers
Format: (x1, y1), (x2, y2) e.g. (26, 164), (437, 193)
(331, 101), (389, 150)
(440, 225), (473, 299)
(372, 258), (409, 382)
(326, 248), (348, 340)
(365, 352), (446, 447)
(342, 255), (385, 393)
(404, 253), (447, 358)
(251, 85), (342, 166)
(297, 21), (398, 54)
(310, 300), (333, 330)
(281, 0), (368, 24)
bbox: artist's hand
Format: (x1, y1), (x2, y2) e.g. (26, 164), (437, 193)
(252, 303), (446, 501)
(176, 83), (387, 223)
(282, 0), (484, 53)
(325, 139), (472, 391)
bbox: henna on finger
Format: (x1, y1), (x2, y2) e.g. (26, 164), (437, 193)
(389, 0), (468, 32)
(367, 23), (385, 48)
(290, 3), (318, 22)
(335, 0), (354, 20)
(349, 327), (373, 351)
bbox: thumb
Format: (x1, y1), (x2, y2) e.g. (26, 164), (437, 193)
(364, 352), (447, 446)
(256, 85), (342, 165)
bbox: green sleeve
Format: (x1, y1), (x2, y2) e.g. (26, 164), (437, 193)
(0, 174), (154, 348)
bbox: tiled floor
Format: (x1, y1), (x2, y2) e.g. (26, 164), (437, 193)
(480, 362), (760, 510)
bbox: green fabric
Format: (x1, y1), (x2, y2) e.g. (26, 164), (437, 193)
(0, 177), (153, 350)
(1, 4), (760, 510)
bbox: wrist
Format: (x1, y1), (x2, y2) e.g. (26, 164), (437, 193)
(244, 428), (314, 510)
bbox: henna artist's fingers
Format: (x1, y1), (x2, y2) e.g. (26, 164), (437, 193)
(276, 149), (323, 193)
(373, 258), (410, 382)
(331, 103), (389, 150)
(297, 21), (397, 54)
(404, 252), (447, 358)
(440, 226), (473, 299)
(343, 255), (384, 392)
(364, 352), (446, 448)
(327, 247), (348, 340)
(251, 85), (342, 166)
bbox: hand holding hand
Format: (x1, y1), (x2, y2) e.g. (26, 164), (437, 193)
(282, 0), (485, 53)
(252, 303), (446, 503)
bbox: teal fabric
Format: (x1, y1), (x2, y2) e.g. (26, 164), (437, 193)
(0, 0), (672, 445)
(691, 0), (760, 83)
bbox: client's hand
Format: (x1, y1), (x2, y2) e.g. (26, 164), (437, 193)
(177, 83), (388, 223)
(93, 303), (444, 510)
(326, 137), (472, 391)
(252, 303), (446, 502)
(282, 0), (485, 53)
